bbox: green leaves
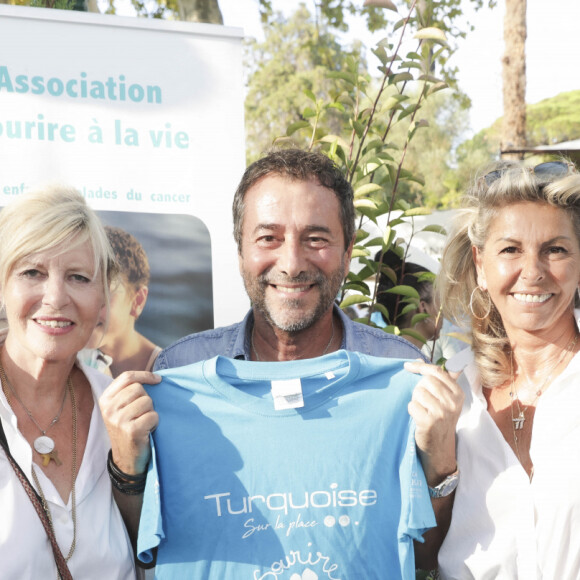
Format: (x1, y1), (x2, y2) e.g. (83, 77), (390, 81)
(414, 27), (449, 46)
(403, 206), (431, 217)
(363, 0), (397, 12)
(388, 72), (414, 85)
(354, 183), (383, 197)
(408, 119), (430, 141)
(259, 1), (456, 344)
(385, 285), (421, 300)
(421, 224), (447, 235)
(286, 121), (310, 136)
(400, 328), (427, 345)
(327, 70), (359, 86)
(340, 294), (371, 308)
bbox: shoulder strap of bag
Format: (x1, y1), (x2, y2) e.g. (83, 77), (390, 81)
(0, 418), (73, 580)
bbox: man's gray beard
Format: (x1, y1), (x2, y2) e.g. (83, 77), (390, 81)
(257, 294), (329, 334)
(242, 266), (346, 335)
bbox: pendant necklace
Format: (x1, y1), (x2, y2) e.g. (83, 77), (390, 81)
(0, 359), (70, 466)
(32, 378), (78, 570)
(509, 332), (578, 431)
(508, 333), (577, 481)
(252, 316), (335, 361)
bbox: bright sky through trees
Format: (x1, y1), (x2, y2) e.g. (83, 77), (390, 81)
(219, 0), (580, 137)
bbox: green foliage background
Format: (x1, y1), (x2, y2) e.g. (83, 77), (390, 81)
(246, 1), (456, 351)
(242, 1), (580, 358)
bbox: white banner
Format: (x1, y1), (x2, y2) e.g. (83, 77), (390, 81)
(0, 5), (249, 347)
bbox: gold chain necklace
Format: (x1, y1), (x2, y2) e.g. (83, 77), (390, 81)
(0, 361), (69, 466)
(31, 378), (78, 569)
(251, 316), (335, 361)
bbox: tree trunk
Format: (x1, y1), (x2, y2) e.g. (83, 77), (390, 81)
(176, 0), (223, 24)
(501, 0), (526, 159)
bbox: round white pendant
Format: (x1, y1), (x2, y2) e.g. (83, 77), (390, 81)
(34, 435), (55, 454)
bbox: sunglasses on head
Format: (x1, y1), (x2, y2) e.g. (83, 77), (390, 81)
(482, 161), (577, 186)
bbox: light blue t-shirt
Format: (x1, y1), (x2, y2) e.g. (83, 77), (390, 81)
(138, 350), (435, 579)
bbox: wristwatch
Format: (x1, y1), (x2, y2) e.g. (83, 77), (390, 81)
(428, 468), (459, 498)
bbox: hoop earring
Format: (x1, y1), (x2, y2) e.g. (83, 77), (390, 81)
(469, 286), (492, 321)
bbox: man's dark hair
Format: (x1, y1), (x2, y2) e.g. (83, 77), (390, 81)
(233, 148), (355, 252)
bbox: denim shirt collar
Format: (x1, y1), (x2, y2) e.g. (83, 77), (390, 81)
(238, 305), (348, 360)
(234, 310), (255, 360)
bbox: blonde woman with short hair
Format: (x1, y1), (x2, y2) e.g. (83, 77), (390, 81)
(0, 186), (138, 578)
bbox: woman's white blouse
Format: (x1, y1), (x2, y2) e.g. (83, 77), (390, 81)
(0, 360), (136, 579)
(439, 347), (580, 579)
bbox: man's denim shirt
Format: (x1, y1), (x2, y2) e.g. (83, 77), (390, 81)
(154, 305), (426, 371)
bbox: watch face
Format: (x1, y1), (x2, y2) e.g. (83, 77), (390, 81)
(429, 472), (459, 498)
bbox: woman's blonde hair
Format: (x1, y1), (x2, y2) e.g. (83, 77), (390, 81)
(438, 160), (580, 388)
(0, 185), (118, 307)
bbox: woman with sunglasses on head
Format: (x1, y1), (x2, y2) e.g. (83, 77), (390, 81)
(0, 187), (141, 579)
(436, 160), (580, 579)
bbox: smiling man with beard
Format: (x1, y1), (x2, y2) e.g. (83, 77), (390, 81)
(155, 148), (426, 364)
(101, 149), (463, 577)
